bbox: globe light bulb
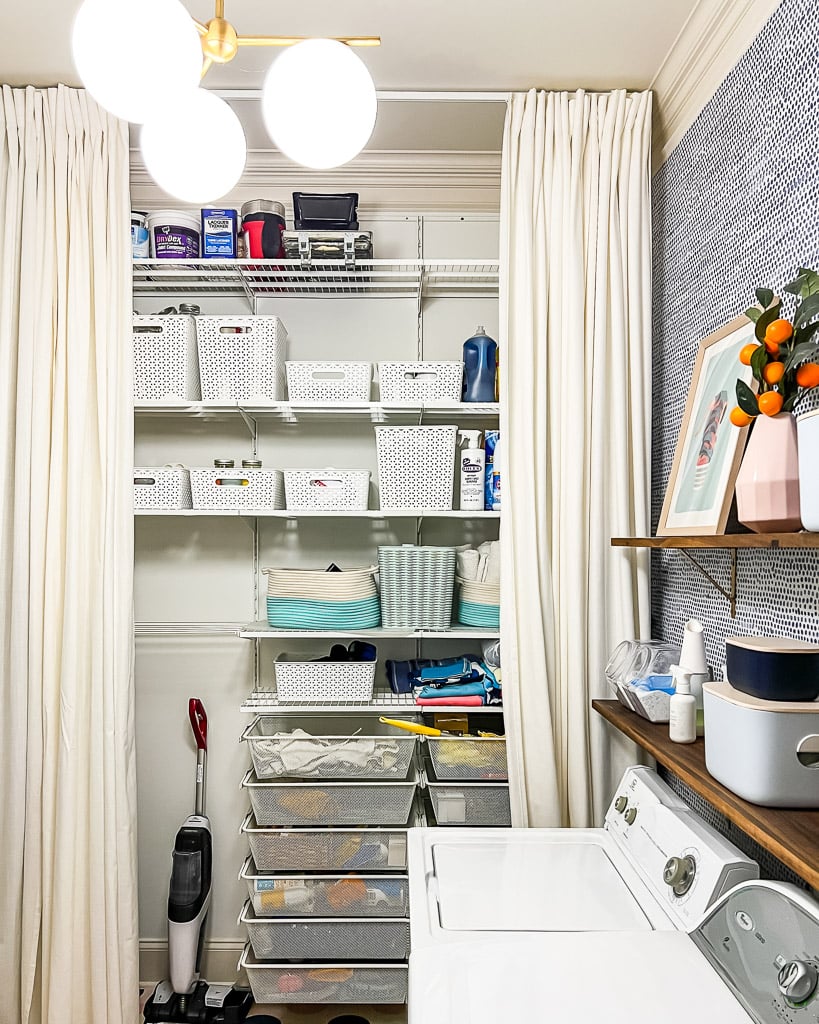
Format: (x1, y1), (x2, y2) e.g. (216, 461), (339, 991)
(72, 0), (203, 124)
(261, 38), (377, 169)
(141, 89), (247, 204)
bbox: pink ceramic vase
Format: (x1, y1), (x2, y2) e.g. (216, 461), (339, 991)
(735, 412), (803, 532)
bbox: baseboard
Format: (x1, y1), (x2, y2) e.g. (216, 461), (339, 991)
(139, 938), (246, 988)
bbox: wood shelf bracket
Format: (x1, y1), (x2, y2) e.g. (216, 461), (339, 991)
(678, 547), (738, 617)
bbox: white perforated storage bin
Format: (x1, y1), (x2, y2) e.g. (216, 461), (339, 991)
(190, 468), (284, 510)
(133, 466), (192, 510)
(426, 736), (507, 781)
(378, 545), (457, 630)
(427, 780), (511, 826)
(242, 715), (417, 780)
(375, 425), (456, 509)
(133, 315), (200, 401)
(241, 815), (411, 872)
(196, 315), (286, 401)
(286, 361), (372, 402)
(239, 949), (408, 1005)
(378, 361), (463, 402)
(284, 469), (370, 511)
(240, 860), (409, 918)
(241, 904), (411, 961)
(242, 770), (418, 826)
(273, 660), (376, 702)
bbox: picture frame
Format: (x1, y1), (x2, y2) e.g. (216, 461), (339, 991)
(658, 311), (760, 536)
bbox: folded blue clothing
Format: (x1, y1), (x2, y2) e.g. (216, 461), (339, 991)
(416, 680), (492, 699)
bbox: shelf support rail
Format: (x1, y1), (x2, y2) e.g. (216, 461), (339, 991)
(678, 547), (738, 617)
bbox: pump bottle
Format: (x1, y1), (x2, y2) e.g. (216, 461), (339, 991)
(669, 665), (697, 744)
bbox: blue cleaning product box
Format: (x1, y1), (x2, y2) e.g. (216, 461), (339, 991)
(201, 208), (238, 258)
(485, 430), (499, 511)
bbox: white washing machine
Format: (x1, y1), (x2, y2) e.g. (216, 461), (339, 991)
(409, 880), (819, 1024)
(409, 766), (759, 951)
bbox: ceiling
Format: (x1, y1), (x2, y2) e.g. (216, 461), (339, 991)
(3, 0), (701, 151)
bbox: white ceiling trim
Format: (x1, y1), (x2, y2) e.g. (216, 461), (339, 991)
(129, 149), (503, 213)
(650, 0), (780, 167)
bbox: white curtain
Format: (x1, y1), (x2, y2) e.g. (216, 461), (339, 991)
(500, 89), (652, 828)
(0, 86), (138, 1024)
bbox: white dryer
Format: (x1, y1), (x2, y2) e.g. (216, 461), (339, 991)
(409, 766), (758, 951)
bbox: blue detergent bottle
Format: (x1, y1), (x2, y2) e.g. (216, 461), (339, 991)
(462, 326), (498, 402)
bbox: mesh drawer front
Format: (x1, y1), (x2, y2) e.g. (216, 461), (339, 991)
(427, 737), (508, 781)
(241, 816), (410, 872)
(240, 952), (408, 1005)
(428, 782), (511, 826)
(240, 863), (409, 918)
(241, 909), (410, 961)
(243, 771), (417, 826)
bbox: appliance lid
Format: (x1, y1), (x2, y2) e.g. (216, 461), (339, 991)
(727, 636), (819, 654)
(430, 836), (654, 932)
(706, 680), (819, 713)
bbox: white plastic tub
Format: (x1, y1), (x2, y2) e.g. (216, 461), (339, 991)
(797, 410), (819, 531)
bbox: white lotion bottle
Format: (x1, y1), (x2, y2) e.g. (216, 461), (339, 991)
(458, 429), (485, 511)
(669, 665), (697, 744)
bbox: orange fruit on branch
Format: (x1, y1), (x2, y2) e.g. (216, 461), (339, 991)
(757, 391), (784, 417)
(765, 319), (794, 345)
(739, 342), (759, 365)
(796, 362), (819, 388)
(762, 361), (785, 384)
(729, 406), (753, 427)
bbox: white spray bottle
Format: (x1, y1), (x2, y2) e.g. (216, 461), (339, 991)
(669, 665), (697, 744)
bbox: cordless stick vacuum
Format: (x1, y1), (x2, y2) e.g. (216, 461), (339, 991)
(144, 699), (252, 1024)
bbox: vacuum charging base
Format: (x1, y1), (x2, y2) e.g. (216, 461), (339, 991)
(143, 980), (253, 1024)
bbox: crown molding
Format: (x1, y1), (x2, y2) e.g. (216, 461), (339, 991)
(130, 149), (502, 213)
(651, 0), (780, 168)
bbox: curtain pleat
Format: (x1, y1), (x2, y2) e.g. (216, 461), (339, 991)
(500, 90), (652, 827)
(0, 84), (138, 1024)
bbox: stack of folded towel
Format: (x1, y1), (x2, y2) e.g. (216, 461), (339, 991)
(456, 541), (500, 584)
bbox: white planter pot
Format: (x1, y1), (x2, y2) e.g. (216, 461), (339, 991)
(797, 409), (819, 531)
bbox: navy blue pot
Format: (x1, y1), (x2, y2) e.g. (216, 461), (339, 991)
(726, 637), (819, 702)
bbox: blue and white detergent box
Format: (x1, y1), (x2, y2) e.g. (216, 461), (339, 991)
(201, 208), (238, 258)
(485, 430), (500, 511)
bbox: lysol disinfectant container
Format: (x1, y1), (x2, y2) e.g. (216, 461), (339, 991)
(462, 326), (498, 402)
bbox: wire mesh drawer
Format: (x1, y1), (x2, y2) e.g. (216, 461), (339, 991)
(284, 469), (370, 511)
(242, 716), (417, 780)
(240, 904), (410, 961)
(133, 315), (201, 401)
(240, 949), (408, 1005)
(286, 361), (372, 402)
(196, 315), (286, 402)
(375, 425), (457, 510)
(240, 859), (409, 918)
(243, 771), (418, 826)
(190, 468), (284, 510)
(378, 545), (456, 630)
(426, 737), (507, 781)
(241, 815), (411, 872)
(133, 466), (192, 510)
(378, 361), (463, 402)
(427, 781), (511, 826)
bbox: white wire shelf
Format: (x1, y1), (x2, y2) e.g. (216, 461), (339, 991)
(135, 622), (245, 636)
(239, 622), (500, 640)
(134, 509), (500, 519)
(132, 259), (499, 302)
(133, 400), (500, 422)
(241, 688), (503, 714)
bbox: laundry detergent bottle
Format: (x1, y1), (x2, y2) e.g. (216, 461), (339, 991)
(462, 326), (498, 402)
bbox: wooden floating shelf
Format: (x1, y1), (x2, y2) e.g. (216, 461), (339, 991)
(593, 699), (819, 890)
(611, 533), (819, 549)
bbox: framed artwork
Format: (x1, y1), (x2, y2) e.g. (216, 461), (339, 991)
(658, 312), (758, 536)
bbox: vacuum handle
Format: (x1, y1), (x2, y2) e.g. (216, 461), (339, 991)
(189, 698), (208, 751)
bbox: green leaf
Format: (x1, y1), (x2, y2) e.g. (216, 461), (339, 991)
(736, 378), (760, 417)
(755, 287), (774, 309)
(783, 393), (798, 413)
(796, 293), (819, 328)
(744, 306), (762, 323)
(784, 341), (819, 372)
(750, 342), (768, 382)
(795, 321), (819, 346)
(754, 300), (782, 342)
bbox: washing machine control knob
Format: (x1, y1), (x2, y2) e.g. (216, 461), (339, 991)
(663, 855), (696, 895)
(614, 796), (628, 813)
(778, 961), (819, 1005)
(624, 806), (638, 825)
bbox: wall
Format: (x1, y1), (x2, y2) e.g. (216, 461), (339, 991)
(651, 0), (819, 661)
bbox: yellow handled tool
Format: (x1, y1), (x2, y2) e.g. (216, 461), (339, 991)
(379, 717), (501, 739)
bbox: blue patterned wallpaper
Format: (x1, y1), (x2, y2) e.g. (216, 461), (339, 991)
(651, 0), (819, 668)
